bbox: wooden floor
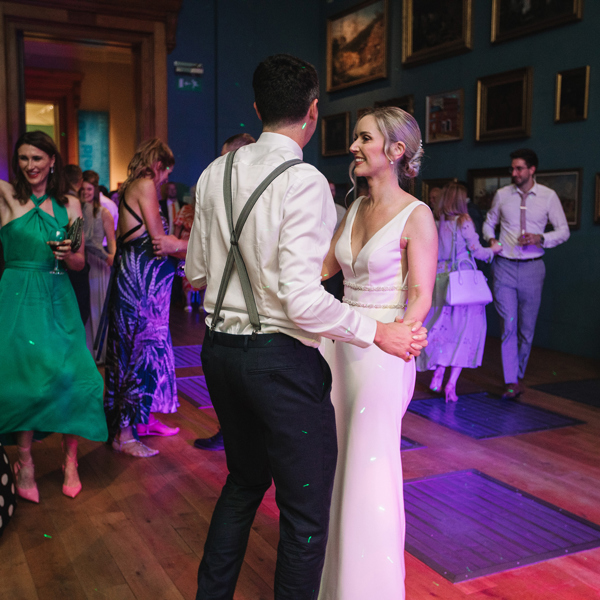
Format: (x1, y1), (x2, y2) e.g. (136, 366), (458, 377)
(2, 305), (599, 600)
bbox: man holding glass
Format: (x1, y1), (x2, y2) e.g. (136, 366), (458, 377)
(483, 148), (570, 400)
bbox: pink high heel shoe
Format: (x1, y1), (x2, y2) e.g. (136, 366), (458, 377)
(14, 459), (40, 503)
(445, 383), (459, 403)
(62, 457), (82, 499)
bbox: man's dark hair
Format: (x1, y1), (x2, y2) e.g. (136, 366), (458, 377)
(64, 164), (82, 189)
(510, 148), (538, 169)
(253, 54), (319, 127)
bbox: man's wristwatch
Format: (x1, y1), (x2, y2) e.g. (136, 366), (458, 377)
(539, 235), (545, 246)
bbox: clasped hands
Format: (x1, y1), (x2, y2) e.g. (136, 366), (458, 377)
(374, 318), (428, 363)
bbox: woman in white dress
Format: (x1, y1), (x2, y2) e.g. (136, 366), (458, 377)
(81, 172), (115, 363)
(319, 107), (438, 600)
(416, 183), (500, 401)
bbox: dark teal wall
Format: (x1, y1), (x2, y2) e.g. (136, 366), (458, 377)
(318, 1), (600, 361)
(168, 0), (600, 360)
(167, 0), (321, 188)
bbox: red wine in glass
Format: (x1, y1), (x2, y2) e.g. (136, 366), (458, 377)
(49, 229), (66, 274)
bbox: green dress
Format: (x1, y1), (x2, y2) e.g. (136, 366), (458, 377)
(0, 195), (108, 442)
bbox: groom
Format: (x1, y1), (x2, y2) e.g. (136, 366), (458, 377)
(186, 54), (427, 600)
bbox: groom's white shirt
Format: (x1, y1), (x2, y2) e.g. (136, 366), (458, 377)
(186, 132), (377, 348)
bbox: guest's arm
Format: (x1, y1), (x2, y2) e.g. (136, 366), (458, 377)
(102, 208), (116, 267)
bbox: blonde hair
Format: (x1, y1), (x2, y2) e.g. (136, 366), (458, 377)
(353, 107), (423, 187)
(119, 138), (175, 201)
(435, 182), (470, 225)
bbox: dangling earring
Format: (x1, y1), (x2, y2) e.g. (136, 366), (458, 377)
(50, 166), (54, 174)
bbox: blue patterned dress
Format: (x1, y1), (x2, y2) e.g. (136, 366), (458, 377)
(103, 200), (179, 440)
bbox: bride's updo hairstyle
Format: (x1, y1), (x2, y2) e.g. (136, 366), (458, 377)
(358, 107), (423, 187)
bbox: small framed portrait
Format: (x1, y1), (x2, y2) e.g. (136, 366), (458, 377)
(322, 112), (350, 157)
(425, 89), (464, 144)
(555, 66), (590, 123)
(421, 178), (456, 208)
(491, 0), (583, 44)
(536, 169), (582, 230)
(595, 174), (600, 225)
(476, 67), (533, 142)
(402, 0), (473, 67)
(467, 167), (512, 214)
(375, 95), (415, 115)
(326, 0), (388, 93)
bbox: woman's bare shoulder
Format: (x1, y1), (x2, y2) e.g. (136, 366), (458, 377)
(0, 180), (17, 202)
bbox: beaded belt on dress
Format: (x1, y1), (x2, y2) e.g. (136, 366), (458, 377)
(342, 280), (408, 309)
(5, 260), (62, 273)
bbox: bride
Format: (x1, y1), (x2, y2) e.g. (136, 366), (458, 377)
(319, 107), (438, 600)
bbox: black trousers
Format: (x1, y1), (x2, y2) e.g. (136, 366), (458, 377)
(196, 330), (337, 600)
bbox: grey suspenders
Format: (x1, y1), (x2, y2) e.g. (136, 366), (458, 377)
(209, 148), (303, 339)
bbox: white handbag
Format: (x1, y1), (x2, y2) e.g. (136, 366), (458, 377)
(445, 220), (493, 306)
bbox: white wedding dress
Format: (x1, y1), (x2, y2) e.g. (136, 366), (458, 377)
(319, 197), (424, 600)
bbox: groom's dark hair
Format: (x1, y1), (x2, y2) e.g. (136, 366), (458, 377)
(253, 54), (319, 128)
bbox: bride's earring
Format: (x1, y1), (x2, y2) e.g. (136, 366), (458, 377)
(389, 160), (394, 165)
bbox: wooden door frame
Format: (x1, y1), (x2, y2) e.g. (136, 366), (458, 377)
(0, 1), (175, 178)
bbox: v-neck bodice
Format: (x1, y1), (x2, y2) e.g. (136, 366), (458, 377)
(334, 196), (425, 319)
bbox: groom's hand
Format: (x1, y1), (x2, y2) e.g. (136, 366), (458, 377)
(373, 320), (428, 362)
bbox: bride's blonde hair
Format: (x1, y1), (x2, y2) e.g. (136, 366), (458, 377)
(347, 107), (423, 204)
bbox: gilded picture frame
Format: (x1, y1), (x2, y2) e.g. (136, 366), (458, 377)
(425, 89), (464, 144)
(595, 174), (600, 225)
(327, 0), (388, 93)
(322, 112), (350, 157)
(476, 67), (533, 142)
(467, 167), (512, 214)
(491, 0), (583, 44)
(555, 66), (590, 123)
(374, 95), (415, 115)
(536, 169), (582, 230)
(402, 0), (473, 67)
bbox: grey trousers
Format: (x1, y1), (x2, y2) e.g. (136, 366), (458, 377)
(491, 257), (546, 384)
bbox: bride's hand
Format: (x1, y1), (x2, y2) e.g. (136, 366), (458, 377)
(374, 320), (427, 362)
(395, 317), (428, 352)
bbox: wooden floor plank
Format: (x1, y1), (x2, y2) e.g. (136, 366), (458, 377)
(2, 305), (599, 599)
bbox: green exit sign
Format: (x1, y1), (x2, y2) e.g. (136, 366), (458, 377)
(177, 77), (202, 92)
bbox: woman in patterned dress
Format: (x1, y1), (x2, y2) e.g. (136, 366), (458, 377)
(103, 139), (180, 458)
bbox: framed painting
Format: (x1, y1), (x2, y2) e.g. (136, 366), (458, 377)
(476, 67), (533, 142)
(375, 94), (415, 115)
(425, 89), (464, 144)
(491, 0), (583, 44)
(555, 66), (590, 123)
(327, 0), (388, 92)
(402, 0), (473, 67)
(595, 174), (600, 225)
(422, 178), (455, 208)
(468, 167), (512, 214)
(536, 169), (582, 230)
(322, 112), (350, 157)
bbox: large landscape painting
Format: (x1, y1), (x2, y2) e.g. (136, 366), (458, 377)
(327, 0), (388, 92)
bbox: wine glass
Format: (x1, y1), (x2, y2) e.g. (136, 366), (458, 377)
(49, 229), (66, 274)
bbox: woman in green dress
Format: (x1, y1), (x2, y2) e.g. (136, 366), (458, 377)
(0, 131), (107, 502)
